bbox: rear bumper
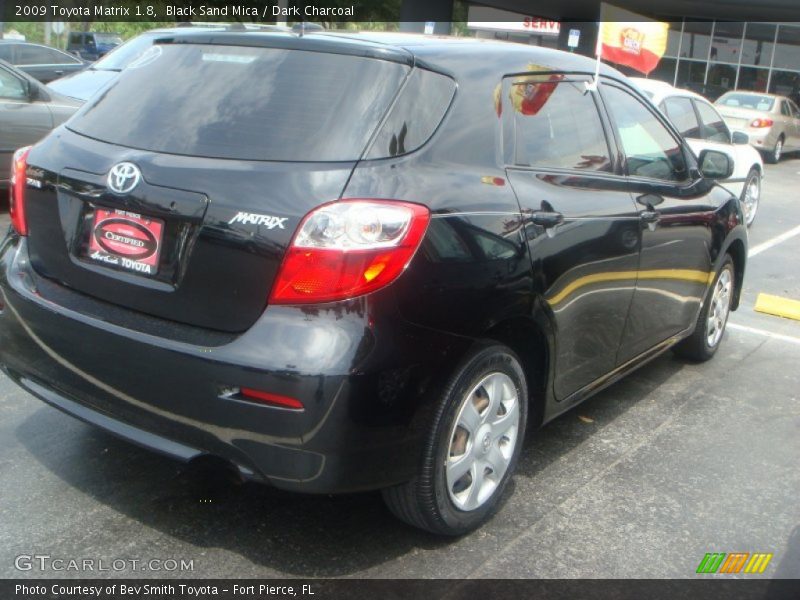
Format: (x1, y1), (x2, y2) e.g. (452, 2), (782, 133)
(0, 236), (470, 493)
(737, 127), (778, 150)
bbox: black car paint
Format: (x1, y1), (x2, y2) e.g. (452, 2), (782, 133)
(0, 33), (747, 494)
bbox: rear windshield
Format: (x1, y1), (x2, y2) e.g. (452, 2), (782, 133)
(717, 93), (775, 111)
(68, 43), (409, 161)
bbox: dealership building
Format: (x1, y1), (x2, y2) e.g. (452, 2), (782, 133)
(405, 0), (800, 100)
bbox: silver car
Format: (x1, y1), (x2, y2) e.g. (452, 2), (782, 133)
(715, 91), (800, 163)
(0, 59), (81, 187)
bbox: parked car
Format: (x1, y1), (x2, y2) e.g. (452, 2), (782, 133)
(66, 31), (123, 62)
(715, 91), (800, 164)
(1, 32), (747, 535)
(633, 78), (764, 226)
(0, 60), (81, 187)
(0, 40), (86, 84)
(49, 24), (289, 101)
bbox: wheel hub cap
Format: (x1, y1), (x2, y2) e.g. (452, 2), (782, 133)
(706, 268), (732, 348)
(446, 372), (520, 511)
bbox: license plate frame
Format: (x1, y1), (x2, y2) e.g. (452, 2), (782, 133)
(87, 207), (165, 276)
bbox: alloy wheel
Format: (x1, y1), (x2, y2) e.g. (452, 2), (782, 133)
(774, 139), (783, 162)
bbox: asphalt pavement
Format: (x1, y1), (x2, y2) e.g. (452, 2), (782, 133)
(0, 159), (798, 579)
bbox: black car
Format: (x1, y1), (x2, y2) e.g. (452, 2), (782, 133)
(0, 40), (86, 83)
(1, 32), (747, 535)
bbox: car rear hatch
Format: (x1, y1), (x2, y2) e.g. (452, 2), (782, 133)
(23, 34), (413, 333)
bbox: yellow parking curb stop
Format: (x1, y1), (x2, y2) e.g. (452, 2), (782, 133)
(753, 293), (800, 322)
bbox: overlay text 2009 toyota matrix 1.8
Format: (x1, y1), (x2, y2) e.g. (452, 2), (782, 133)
(1, 32), (747, 535)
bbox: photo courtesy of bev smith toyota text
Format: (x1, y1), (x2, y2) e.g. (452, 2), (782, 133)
(0, 0), (798, 597)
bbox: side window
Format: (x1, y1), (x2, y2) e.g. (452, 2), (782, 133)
(42, 47), (80, 65)
(694, 100), (731, 143)
(603, 85), (688, 182)
(662, 97), (701, 139)
(366, 67), (456, 159)
(781, 101), (791, 117)
(0, 68), (27, 101)
(15, 45), (49, 66)
(508, 77), (612, 172)
(790, 101), (800, 118)
(68, 33), (82, 45)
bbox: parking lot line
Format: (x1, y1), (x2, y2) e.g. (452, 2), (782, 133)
(754, 293), (800, 321)
(728, 322), (800, 346)
(748, 223), (800, 257)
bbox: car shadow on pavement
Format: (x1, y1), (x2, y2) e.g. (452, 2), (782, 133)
(515, 352), (687, 479)
(14, 352), (687, 577)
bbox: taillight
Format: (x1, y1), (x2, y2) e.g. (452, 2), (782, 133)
(270, 199), (430, 304)
(9, 146), (32, 236)
(750, 118), (774, 128)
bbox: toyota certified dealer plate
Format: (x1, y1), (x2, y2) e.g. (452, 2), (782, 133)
(88, 208), (164, 275)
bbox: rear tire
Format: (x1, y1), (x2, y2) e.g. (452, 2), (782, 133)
(673, 255), (735, 362)
(765, 136), (783, 164)
(382, 344), (528, 535)
(740, 168), (761, 227)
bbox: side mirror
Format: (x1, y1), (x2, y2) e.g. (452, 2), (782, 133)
(732, 131), (750, 145)
(698, 149), (734, 180)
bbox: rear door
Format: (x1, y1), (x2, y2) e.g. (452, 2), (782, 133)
(502, 73), (640, 400)
(24, 41), (411, 332)
(600, 81), (716, 363)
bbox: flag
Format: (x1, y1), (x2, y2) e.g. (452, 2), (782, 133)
(598, 3), (669, 75)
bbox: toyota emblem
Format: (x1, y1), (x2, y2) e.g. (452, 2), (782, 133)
(107, 162), (141, 194)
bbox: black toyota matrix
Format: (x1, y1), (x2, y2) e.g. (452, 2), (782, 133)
(1, 32), (747, 535)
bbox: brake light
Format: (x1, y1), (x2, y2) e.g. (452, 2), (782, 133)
(270, 199), (430, 304)
(750, 118), (774, 128)
(9, 146), (32, 236)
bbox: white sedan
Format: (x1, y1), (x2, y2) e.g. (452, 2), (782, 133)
(632, 78), (764, 227)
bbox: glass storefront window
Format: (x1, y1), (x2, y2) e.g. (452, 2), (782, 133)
(773, 25), (800, 70)
(710, 22), (744, 63)
(676, 60), (707, 94)
(741, 23), (775, 66)
(680, 21), (713, 60)
(650, 58), (678, 86)
(738, 66), (769, 92)
(706, 63), (738, 100)
(769, 69), (800, 105)
(666, 23), (683, 57)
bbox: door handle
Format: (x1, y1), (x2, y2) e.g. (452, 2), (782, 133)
(54, 70), (64, 76)
(529, 211), (564, 228)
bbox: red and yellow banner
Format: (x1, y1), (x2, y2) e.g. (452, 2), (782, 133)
(598, 3), (669, 75)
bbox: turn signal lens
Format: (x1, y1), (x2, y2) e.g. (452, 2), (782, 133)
(9, 146), (32, 236)
(749, 118), (774, 128)
(270, 199), (430, 304)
